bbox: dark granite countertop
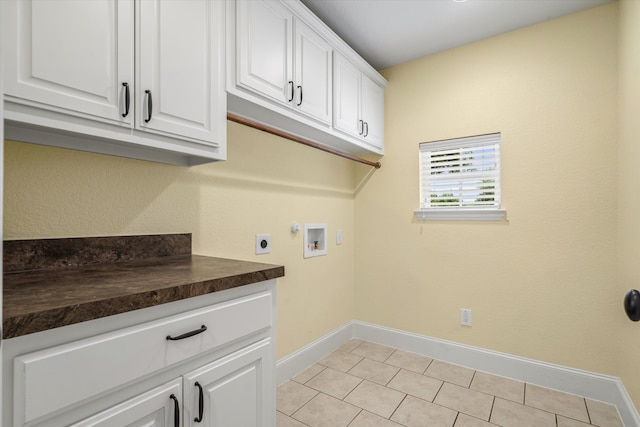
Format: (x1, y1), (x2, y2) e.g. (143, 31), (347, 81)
(3, 235), (284, 339)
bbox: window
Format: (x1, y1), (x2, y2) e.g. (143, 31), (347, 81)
(415, 133), (506, 221)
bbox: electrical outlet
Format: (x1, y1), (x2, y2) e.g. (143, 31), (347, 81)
(460, 308), (472, 326)
(255, 234), (271, 255)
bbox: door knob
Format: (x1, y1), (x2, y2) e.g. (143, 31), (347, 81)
(624, 289), (640, 321)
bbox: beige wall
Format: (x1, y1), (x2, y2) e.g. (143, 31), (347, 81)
(5, 0), (638, 409)
(355, 0), (621, 388)
(618, 0), (640, 408)
(4, 122), (358, 359)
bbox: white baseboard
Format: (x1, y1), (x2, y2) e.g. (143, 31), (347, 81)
(277, 320), (640, 427)
(276, 322), (353, 386)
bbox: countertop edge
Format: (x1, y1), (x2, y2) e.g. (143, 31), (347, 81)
(3, 264), (285, 339)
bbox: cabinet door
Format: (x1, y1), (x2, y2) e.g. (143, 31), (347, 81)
(71, 379), (182, 427)
(294, 19), (332, 124)
(237, 0), (293, 106)
(360, 75), (385, 148)
(137, 0), (225, 146)
(183, 340), (274, 427)
(333, 53), (362, 139)
(1, 0), (134, 126)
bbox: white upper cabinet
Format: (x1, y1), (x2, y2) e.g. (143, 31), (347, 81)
(334, 53), (384, 149)
(237, 0), (293, 106)
(333, 54), (361, 141)
(137, 0), (225, 146)
(2, 0), (383, 162)
(228, 0), (385, 156)
(236, 0), (331, 125)
(360, 74), (385, 148)
(294, 19), (332, 124)
(2, 0), (134, 126)
(1, 0), (226, 166)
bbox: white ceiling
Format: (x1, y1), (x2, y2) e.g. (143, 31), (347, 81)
(299, 0), (613, 70)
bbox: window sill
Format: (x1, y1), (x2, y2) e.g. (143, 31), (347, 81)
(414, 209), (506, 221)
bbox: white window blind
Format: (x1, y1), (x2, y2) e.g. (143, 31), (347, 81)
(417, 133), (505, 221)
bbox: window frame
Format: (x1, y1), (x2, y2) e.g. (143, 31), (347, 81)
(414, 133), (506, 221)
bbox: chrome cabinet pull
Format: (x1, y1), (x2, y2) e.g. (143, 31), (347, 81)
(364, 122), (369, 137)
(166, 325), (207, 341)
(359, 119), (364, 135)
(122, 83), (130, 118)
(144, 90), (153, 123)
(194, 382), (204, 422)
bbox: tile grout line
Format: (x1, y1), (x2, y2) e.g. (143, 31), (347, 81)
(388, 393), (410, 425)
(430, 393), (490, 425)
(422, 355), (434, 375)
(488, 395), (496, 425)
(295, 364), (326, 386)
(383, 348), (395, 364)
(468, 369), (477, 389)
(523, 384), (593, 426)
(583, 397), (593, 425)
(433, 378), (447, 403)
(385, 364), (404, 387)
(344, 408), (363, 427)
(452, 411), (461, 427)
(340, 377), (364, 404)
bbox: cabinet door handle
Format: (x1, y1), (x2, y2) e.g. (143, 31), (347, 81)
(288, 81), (294, 102)
(297, 85), (303, 106)
(144, 90), (153, 123)
(170, 394), (180, 427)
(364, 122), (369, 137)
(194, 382), (204, 422)
(359, 120), (364, 135)
(166, 325), (207, 341)
(122, 82), (130, 118)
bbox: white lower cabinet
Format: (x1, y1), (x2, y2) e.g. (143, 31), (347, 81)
(183, 340), (273, 427)
(3, 282), (277, 427)
(71, 379), (183, 427)
(71, 339), (271, 427)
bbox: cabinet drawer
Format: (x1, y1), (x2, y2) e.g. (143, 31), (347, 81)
(14, 291), (272, 425)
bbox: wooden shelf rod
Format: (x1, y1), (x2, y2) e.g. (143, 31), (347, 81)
(227, 113), (381, 169)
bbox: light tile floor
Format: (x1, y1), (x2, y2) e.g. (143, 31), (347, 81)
(277, 340), (624, 427)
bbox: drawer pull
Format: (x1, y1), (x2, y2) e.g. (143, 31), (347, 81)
(170, 394), (180, 427)
(166, 325), (207, 341)
(194, 381), (204, 422)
